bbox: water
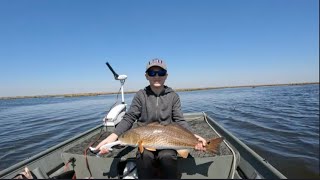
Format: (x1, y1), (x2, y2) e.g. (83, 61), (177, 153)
(0, 84), (319, 178)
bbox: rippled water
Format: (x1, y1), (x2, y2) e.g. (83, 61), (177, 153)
(0, 84), (319, 178)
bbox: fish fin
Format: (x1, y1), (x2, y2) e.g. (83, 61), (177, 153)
(138, 141), (144, 153)
(145, 147), (157, 151)
(177, 149), (190, 158)
(206, 137), (224, 154)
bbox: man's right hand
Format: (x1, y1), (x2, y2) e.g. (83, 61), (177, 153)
(98, 147), (110, 155)
(89, 146), (102, 154)
(91, 133), (119, 155)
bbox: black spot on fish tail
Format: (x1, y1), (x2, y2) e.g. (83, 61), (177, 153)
(206, 137), (224, 154)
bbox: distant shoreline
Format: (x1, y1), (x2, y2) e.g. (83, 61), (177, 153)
(0, 82), (319, 100)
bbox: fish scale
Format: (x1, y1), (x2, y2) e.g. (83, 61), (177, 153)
(129, 124), (197, 148)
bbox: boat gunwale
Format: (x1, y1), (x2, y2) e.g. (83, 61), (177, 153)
(0, 124), (104, 178)
(203, 112), (287, 179)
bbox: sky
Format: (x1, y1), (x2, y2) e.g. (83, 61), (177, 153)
(0, 0), (319, 97)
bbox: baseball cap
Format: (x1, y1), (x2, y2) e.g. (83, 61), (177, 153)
(146, 58), (167, 71)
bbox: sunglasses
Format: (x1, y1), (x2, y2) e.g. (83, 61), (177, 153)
(147, 70), (167, 77)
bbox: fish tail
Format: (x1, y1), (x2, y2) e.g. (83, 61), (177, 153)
(206, 137), (224, 154)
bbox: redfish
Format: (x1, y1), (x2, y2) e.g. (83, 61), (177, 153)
(94, 122), (224, 158)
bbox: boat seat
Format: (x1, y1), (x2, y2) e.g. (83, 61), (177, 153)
(31, 167), (49, 179)
(31, 167), (75, 179)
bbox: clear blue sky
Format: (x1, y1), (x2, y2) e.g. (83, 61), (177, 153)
(0, 0), (319, 97)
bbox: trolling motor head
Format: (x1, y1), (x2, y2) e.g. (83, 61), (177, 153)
(106, 62), (127, 81)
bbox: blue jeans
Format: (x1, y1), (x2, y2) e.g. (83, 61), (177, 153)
(136, 149), (178, 179)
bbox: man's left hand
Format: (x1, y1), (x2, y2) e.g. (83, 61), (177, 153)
(194, 134), (207, 151)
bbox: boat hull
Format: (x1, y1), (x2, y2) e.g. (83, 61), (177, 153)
(0, 112), (286, 179)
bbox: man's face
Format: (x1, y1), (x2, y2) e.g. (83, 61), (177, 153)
(145, 66), (168, 88)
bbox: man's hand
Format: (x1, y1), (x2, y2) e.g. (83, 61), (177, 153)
(194, 134), (207, 151)
(99, 147), (110, 155)
(92, 133), (118, 155)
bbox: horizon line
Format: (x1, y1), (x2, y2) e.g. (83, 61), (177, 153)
(0, 82), (319, 100)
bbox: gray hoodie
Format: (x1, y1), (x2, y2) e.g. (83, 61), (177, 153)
(114, 85), (192, 136)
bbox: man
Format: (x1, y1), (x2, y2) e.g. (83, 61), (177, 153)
(93, 58), (206, 178)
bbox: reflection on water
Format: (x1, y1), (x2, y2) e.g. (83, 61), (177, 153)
(0, 84), (319, 178)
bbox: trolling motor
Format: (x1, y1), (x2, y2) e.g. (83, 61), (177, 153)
(103, 62), (127, 127)
(96, 62), (138, 178)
